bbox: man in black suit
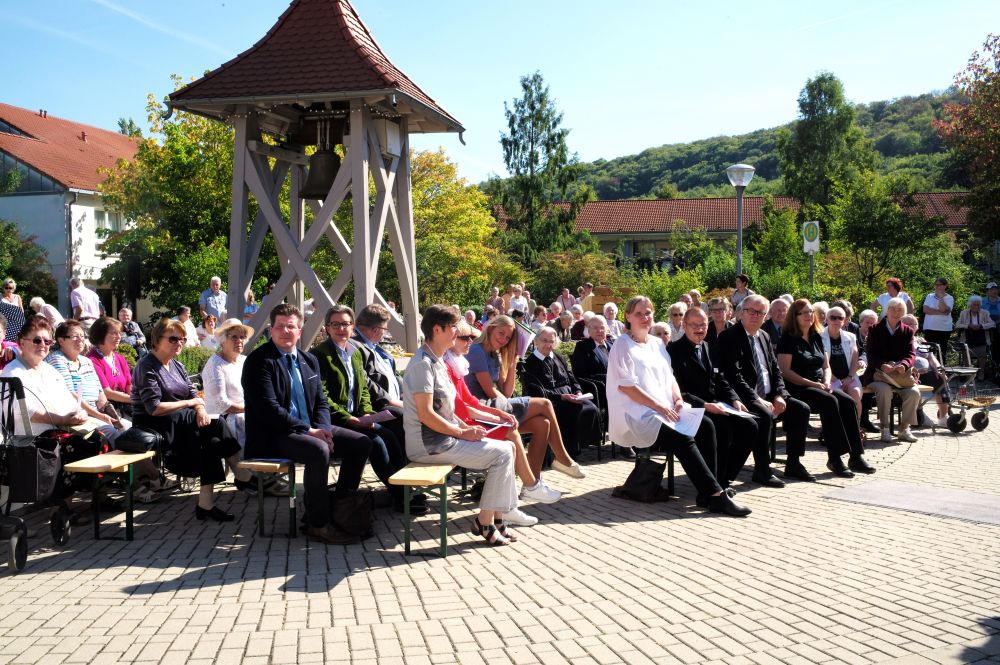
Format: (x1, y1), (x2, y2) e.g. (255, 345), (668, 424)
(244, 304), (373, 544)
(669, 308), (781, 487)
(717, 295), (815, 482)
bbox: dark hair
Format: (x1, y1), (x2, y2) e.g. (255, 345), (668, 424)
(55, 319), (84, 340)
(269, 303), (302, 327)
(177, 306), (191, 315)
(934, 277), (949, 287)
(356, 303), (390, 328)
(736, 273), (750, 287)
(19, 315), (53, 341)
(532, 305), (547, 318)
(325, 304), (355, 326)
(420, 304), (460, 340)
(89, 316), (124, 346)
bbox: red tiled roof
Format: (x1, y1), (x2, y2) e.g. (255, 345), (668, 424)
(0, 103), (137, 191)
(906, 192), (967, 229)
(573, 197), (801, 234)
(169, 0), (461, 131)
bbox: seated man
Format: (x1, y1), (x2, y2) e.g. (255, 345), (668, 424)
(717, 295), (815, 482)
(351, 304), (405, 447)
(243, 304), (373, 545)
(669, 307), (777, 488)
(861, 297), (919, 443)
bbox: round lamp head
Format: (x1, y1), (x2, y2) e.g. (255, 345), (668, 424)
(726, 163), (756, 188)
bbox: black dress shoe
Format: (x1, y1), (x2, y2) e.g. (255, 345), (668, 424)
(195, 505), (235, 522)
(826, 459), (855, 478)
(751, 473), (786, 488)
(861, 420), (881, 433)
(783, 462), (817, 482)
(411, 492), (428, 505)
(848, 455), (876, 474)
(305, 524), (361, 545)
(394, 502), (429, 516)
(708, 493), (752, 517)
(697, 487), (736, 507)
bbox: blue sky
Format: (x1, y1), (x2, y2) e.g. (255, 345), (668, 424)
(3, 0), (997, 185)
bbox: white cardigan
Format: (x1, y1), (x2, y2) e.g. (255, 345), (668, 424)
(820, 328), (858, 376)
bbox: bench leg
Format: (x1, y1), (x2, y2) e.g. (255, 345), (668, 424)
(256, 474), (266, 537)
(287, 465), (296, 539)
(439, 483), (448, 557)
(124, 464), (135, 542)
(403, 485), (412, 555)
(92, 475), (102, 541)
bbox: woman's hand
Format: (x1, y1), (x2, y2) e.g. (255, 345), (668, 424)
(95, 412), (115, 425)
(500, 411), (517, 426)
(459, 424), (487, 441)
(655, 401), (680, 423)
(188, 397), (206, 409)
(63, 410), (88, 426)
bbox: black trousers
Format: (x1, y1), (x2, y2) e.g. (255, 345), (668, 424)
(923, 329), (951, 354)
(261, 427), (372, 528)
(707, 411), (763, 482)
(551, 397), (601, 456)
(787, 385), (864, 458)
(746, 395), (810, 460)
(651, 418), (721, 497)
(134, 409), (240, 486)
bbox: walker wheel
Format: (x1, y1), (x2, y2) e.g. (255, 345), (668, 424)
(947, 413), (967, 433)
(8, 528), (27, 572)
(50, 506), (71, 546)
(971, 411), (989, 431)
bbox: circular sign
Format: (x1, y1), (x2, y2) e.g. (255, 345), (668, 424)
(803, 222), (819, 242)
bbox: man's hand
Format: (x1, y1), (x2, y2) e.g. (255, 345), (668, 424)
(308, 428), (333, 446)
(705, 403), (727, 415)
(772, 396), (787, 417)
(733, 401), (749, 413)
(62, 410), (88, 426)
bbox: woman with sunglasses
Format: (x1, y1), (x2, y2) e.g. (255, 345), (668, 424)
(131, 318), (242, 521)
(46, 319), (118, 430)
(821, 306), (865, 418)
(777, 299), (874, 478)
(2, 278), (23, 311)
(667, 302), (687, 342)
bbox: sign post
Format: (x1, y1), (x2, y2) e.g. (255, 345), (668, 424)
(802, 221), (820, 288)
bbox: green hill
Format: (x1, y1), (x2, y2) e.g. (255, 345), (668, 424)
(574, 89), (963, 200)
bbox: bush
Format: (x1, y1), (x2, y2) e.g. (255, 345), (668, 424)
(177, 346), (215, 376)
(115, 343), (139, 370)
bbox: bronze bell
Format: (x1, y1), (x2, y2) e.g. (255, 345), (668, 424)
(299, 118), (341, 200)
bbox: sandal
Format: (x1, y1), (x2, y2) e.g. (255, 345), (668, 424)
(135, 483), (159, 504)
(493, 519), (518, 542)
(470, 519), (510, 546)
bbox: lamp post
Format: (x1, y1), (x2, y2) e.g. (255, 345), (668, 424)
(726, 163), (756, 276)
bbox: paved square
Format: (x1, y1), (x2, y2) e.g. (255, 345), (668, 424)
(2, 406), (999, 665)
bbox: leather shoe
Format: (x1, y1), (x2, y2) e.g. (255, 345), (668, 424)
(783, 462), (816, 482)
(195, 505), (234, 522)
(826, 458), (855, 478)
(861, 420), (880, 433)
(751, 473), (786, 488)
(305, 523), (361, 545)
(394, 501), (429, 516)
(696, 487), (736, 507)
(708, 492), (752, 517)
(848, 455), (876, 474)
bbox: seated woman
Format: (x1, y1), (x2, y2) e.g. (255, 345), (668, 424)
(667, 302), (687, 342)
(777, 299), (874, 477)
(650, 321), (671, 345)
(705, 297), (732, 348)
(447, 320), (561, 526)
(131, 318), (243, 522)
(603, 303), (624, 338)
(606, 296), (750, 516)
(403, 305), (519, 546)
(821, 306), (865, 418)
(902, 314), (951, 428)
(46, 320), (120, 432)
(523, 327), (602, 457)
(86, 316), (134, 418)
(956, 295), (995, 381)
(312, 305), (415, 514)
(0, 314), (18, 371)
(466, 315), (585, 479)
(196, 315), (220, 352)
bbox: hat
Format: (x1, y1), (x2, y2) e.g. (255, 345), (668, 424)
(215, 318), (254, 341)
(987, 282), (998, 290)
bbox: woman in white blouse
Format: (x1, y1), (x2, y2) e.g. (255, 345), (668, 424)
(606, 296), (750, 517)
(922, 277), (955, 352)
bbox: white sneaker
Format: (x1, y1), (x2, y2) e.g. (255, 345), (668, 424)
(880, 428), (893, 443)
(937, 416), (949, 428)
(520, 479), (561, 504)
(897, 428), (917, 443)
(551, 459), (587, 479)
(501, 508), (538, 527)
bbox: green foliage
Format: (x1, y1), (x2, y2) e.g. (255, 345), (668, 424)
(177, 346), (214, 376)
(115, 343), (138, 369)
(777, 72), (878, 209)
(629, 267), (704, 318)
(531, 248), (620, 305)
(666, 221), (716, 268)
(0, 219), (57, 304)
(753, 196), (808, 275)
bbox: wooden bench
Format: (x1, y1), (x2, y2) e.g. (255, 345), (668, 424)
(862, 383), (935, 433)
(237, 459), (297, 538)
(388, 463), (456, 557)
(64, 451), (156, 541)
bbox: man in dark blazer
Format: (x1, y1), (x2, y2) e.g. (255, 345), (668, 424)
(669, 308), (781, 487)
(570, 316), (633, 457)
(244, 304), (373, 545)
(717, 295), (815, 482)
(352, 303), (406, 445)
(861, 298), (919, 443)
(761, 297), (789, 353)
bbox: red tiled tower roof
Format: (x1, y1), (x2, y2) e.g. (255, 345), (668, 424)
(0, 103), (137, 191)
(169, 0), (461, 134)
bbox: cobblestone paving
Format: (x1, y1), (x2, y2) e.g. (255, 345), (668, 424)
(1, 405), (998, 665)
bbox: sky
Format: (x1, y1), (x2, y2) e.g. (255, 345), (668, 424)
(2, 0), (998, 186)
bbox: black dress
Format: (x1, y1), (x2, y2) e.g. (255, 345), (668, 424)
(522, 351), (600, 456)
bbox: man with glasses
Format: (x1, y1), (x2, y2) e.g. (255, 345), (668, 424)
(352, 304), (407, 447)
(243, 304), (373, 545)
(717, 295), (814, 482)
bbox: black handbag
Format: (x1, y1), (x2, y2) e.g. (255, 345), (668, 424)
(328, 488), (375, 539)
(114, 427), (163, 454)
(612, 457), (669, 503)
(2, 437), (60, 504)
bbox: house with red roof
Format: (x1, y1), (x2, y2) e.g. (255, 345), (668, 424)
(0, 103), (137, 314)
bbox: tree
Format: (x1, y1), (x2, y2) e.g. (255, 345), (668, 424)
(935, 34), (1000, 243)
(753, 196), (806, 275)
(493, 72), (593, 267)
(0, 219), (57, 303)
(828, 171), (944, 289)
(777, 73), (877, 208)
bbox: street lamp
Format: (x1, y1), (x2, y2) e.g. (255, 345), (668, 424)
(726, 163), (756, 276)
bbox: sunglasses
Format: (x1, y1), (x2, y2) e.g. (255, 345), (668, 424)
(3, 286), (13, 291)
(827, 315), (845, 321)
(457, 335), (476, 342)
(167, 336), (187, 344)
(29, 337), (54, 347)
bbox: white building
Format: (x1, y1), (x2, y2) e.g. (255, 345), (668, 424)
(0, 103), (137, 316)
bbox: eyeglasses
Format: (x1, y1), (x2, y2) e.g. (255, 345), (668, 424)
(3, 286), (13, 291)
(457, 335), (476, 342)
(228, 334), (247, 341)
(62, 334), (86, 342)
(28, 337), (54, 347)
(743, 308), (767, 317)
(327, 322), (353, 329)
(167, 336), (187, 344)
(827, 315), (845, 321)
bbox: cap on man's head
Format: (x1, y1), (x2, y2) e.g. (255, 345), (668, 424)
(987, 282), (998, 290)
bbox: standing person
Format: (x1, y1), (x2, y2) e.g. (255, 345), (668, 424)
(579, 283), (595, 313)
(862, 297), (920, 443)
(0, 298), (24, 343)
(557, 288), (577, 312)
(922, 277), (954, 352)
(199, 276), (227, 321)
(606, 296), (750, 516)
(871, 277), (914, 318)
(716, 295), (815, 482)
(984, 282), (1000, 353)
(777, 299), (874, 477)
(29, 297), (65, 328)
(70, 277), (103, 332)
(118, 307), (146, 353)
(2, 278), (23, 311)
(173, 307), (200, 347)
(242, 304), (373, 545)
(485, 287), (504, 314)
(242, 291), (258, 325)
(730, 273), (755, 308)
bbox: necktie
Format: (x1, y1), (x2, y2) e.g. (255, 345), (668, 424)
(286, 353), (312, 427)
(752, 336), (767, 398)
(695, 344), (707, 370)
